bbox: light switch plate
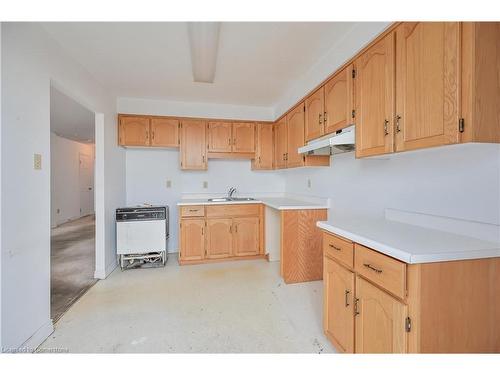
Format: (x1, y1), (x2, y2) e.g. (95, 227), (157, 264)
(166, 180), (172, 188)
(203, 181), (208, 189)
(34, 153), (42, 170)
(307, 178), (312, 188)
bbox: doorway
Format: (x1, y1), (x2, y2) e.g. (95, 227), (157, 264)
(50, 86), (97, 322)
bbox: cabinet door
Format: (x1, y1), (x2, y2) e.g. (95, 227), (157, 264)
(233, 217), (260, 256)
(395, 22), (460, 152)
(206, 218), (233, 259)
(180, 120), (207, 170)
(180, 219), (205, 261)
(305, 86), (324, 141)
(355, 276), (408, 353)
(233, 122), (255, 153)
(286, 103), (306, 168)
(150, 118), (179, 147)
(324, 257), (355, 353)
(208, 121), (232, 152)
(324, 64), (354, 134)
(274, 118), (287, 169)
(355, 32), (395, 158)
(119, 116), (150, 146)
(254, 123), (274, 169)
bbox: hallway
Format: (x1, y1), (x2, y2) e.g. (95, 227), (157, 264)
(51, 215), (97, 322)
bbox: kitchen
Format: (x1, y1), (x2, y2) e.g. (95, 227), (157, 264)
(1, 6), (500, 368)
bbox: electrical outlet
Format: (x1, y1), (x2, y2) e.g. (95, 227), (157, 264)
(34, 153), (42, 170)
(56, 208), (60, 214)
(166, 180), (172, 188)
(307, 178), (312, 188)
(203, 181), (208, 189)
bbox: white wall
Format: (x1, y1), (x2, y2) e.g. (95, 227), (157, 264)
(118, 97), (274, 121)
(126, 149), (285, 252)
(1, 23), (126, 350)
(50, 133), (94, 227)
(283, 144), (500, 226)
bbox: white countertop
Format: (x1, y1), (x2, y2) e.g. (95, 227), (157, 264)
(317, 216), (500, 264)
(177, 195), (329, 210)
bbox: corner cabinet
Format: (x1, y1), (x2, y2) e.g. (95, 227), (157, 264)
(180, 120), (207, 170)
(252, 123), (274, 170)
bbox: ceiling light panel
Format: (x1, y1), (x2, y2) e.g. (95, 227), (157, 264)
(187, 22), (221, 83)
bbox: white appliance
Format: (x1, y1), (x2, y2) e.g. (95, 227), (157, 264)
(116, 206), (169, 270)
(298, 125), (355, 155)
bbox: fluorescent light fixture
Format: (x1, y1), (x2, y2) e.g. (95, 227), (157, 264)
(187, 22), (221, 83)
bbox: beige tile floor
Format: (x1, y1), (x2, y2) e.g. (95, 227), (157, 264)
(40, 258), (335, 353)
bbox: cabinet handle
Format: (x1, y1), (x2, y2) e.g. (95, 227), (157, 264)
(189, 209), (198, 212)
(319, 113), (322, 125)
(345, 290), (350, 307)
(228, 138), (231, 145)
(202, 155), (206, 163)
(329, 244), (341, 251)
(354, 298), (360, 316)
(235, 224), (238, 233)
(201, 227), (204, 235)
(384, 119), (389, 135)
(323, 111), (327, 124)
(152, 131), (155, 140)
(396, 115), (402, 133)
(363, 263), (383, 274)
(229, 225), (232, 233)
(233, 138), (236, 145)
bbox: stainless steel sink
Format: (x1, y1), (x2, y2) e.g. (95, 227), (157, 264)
(207, 197), (255, 202)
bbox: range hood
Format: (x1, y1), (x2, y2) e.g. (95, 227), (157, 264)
(298, 125), (355, 155)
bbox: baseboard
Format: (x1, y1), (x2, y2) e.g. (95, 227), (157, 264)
(17, 320), (54, 353)
(94, 260), (117, 279)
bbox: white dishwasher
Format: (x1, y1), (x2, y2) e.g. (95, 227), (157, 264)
(116, 206), (169, 270)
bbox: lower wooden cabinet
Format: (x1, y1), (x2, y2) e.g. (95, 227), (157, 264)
(233, 217), (260, 256)
(179, 204), (264, 265)
(179, 219), (205, 261)
(206, 218), (233, 259)
(324, 256), (355, 353)
(322, 231), (500, 353)
(355, 276), (408, 353)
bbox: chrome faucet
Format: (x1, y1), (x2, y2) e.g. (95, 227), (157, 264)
(227, 187), (237, 198)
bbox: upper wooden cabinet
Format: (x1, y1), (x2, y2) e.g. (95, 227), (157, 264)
(119, 116), (150, 146)
(252, 123), (274, 170)
(354, 32), (395, 158)
(274, 118), (288, 169)
(324, 64), (354, 134)
(180, 120), (207, 170)
(233, 122), (255, 153)
(305, 87), (325, 141)
(208, 121), (232, 152)
(150, 118), (179, 147)
(286, 104), (306, 168)
(119, 115), (179, 147)
(304, 65), (354, 142)
(461, 22), (500, 144)
(395, 22), (460, 152)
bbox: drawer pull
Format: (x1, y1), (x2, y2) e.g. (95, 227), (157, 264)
(363, 263), (383, 274)
(345, 290), (350, 307)
(354, 298), (360, 316)
(189, 209), (199, 212)
(329, 244), (341, 251)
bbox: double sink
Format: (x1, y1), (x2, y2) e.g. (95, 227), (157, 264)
(207, 197), (256, 202)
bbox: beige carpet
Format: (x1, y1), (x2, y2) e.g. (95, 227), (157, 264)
(51, 215), (97, 322)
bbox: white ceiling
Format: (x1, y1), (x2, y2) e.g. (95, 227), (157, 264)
(41, 22), (359, 107)
(50, 86), (94, 143)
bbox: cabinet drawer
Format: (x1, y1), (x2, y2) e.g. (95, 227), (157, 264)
(323, 232), (354, 269)
(180, 206), (205, 217)
(206, 204), (260, 218)
(354, 244), (406, 299)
